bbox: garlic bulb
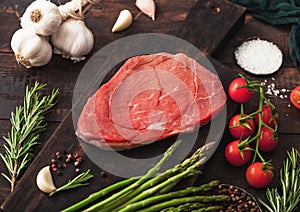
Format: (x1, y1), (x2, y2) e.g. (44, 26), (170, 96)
(51, 18), (94, 62)
(112, 9), (133, 33)
(11, 28), (52, 68)
(36, 166), (57, 194)
(135, 0), (156, 21)
(21, 0), (62, 36)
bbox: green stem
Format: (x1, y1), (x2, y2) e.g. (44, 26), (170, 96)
(61, 178), (137, 212)
(83, 140), (182, 211)
(136, 195), (228, 212)
(240, 110), (260, 120)
(106, 145), (208, 211)
(104, 167), (182, 211)
(123, 160), (203, 207)
(118, 181), (219, 212)
(50, 170), (93, 196)
(252, 86), (265, 163)
(240, 103), (244, 116)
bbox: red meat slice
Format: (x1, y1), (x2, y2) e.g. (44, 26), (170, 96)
(76, 53), (226, 150)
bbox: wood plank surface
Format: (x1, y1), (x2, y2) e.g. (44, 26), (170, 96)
(1, 0), (246, 211)
(1, 0), (299, 211)
(0, 0), (198, 121)
(215, 14), (293, 67)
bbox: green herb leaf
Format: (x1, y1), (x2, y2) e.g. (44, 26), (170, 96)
(49, 169), (93, 196)
(260, 148), (300, 212)
(0, 82), (58, 192)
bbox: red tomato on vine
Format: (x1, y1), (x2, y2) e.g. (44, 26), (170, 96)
(246, 162), (273, 188)
(228, 78), (254, 103)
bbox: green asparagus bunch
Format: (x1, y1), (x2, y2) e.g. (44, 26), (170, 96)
(62, 141), (228, 212)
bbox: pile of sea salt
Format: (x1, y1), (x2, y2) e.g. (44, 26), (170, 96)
(235, 38), (283, 75)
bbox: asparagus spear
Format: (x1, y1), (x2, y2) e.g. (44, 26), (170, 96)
(136, 195), (228, 212)
(62, 142), (217, 212)
(161, 203), (206, 212)
(62, 140), (182, 212)
(101, 146), (209, 211)
(84, 143), (213, 212)
(118, 180), (220, 212)
(61, 177), (137, 212)
(162, 204), (223, 212)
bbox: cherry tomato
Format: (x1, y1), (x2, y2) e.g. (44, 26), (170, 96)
(257, 127), (278, 152)
(290, 86), (300, 109)
(229, 114), (256, 139)
(246, 162), (273, 188)
(228, 78), (254, 103)
(255, 105), (278, 128)
(225, 140), (252, 166)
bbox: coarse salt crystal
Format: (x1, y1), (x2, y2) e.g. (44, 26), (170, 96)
(235, 38), (283, 75)
(264, 80), (289, 99)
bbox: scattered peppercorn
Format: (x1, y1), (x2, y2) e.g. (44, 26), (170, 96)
(50, 151), (83, 175)
(76, 157), (82, 163)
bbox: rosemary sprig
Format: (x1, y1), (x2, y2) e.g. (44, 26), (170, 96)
(260, 148), (300, 212)
(49, 169), (93, 196)
(0, 82), (59, 192)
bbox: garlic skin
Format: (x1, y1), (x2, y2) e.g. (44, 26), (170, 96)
(21, 0), (62, 36)
(11, 28), (52, 69)
(135, 0), (156, 21)
(36, 166), (57, 194)
(112, 9), (133, 33)
(51, 18), (94, 62)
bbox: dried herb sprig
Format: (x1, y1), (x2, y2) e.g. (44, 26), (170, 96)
(49, 169), (93, 196)
(0, 82), (59, 192)
(260, 148), (300, 212)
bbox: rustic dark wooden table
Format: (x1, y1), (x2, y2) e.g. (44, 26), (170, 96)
(0, 0), (299, 211)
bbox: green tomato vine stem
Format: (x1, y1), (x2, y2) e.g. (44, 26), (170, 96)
(237, 81), (275, 165)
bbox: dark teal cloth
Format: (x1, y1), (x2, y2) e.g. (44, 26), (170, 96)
(230, 0), (300, 70)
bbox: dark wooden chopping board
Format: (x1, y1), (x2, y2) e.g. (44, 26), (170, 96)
(1, 1), (245, 211)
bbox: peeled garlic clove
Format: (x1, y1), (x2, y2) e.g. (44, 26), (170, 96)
(36, 166), (57, 194)
(11, 28), (52, 69)
(112, 9), (133, 33)
(51, 18), (94, 62)
(21, 0), (62, 36)
(135, 0), (156, 21)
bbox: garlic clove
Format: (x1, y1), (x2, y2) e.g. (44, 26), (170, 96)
(10, 28), (52, 68)
(135, 0), (156, 21)
(36, 166), (57, 194)
(20, 0), (62, 36)
(51, 18), (94, 62)
(112, 9), (133, 33)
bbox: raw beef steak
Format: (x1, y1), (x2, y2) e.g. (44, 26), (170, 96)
(76, 53), (227, 150)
